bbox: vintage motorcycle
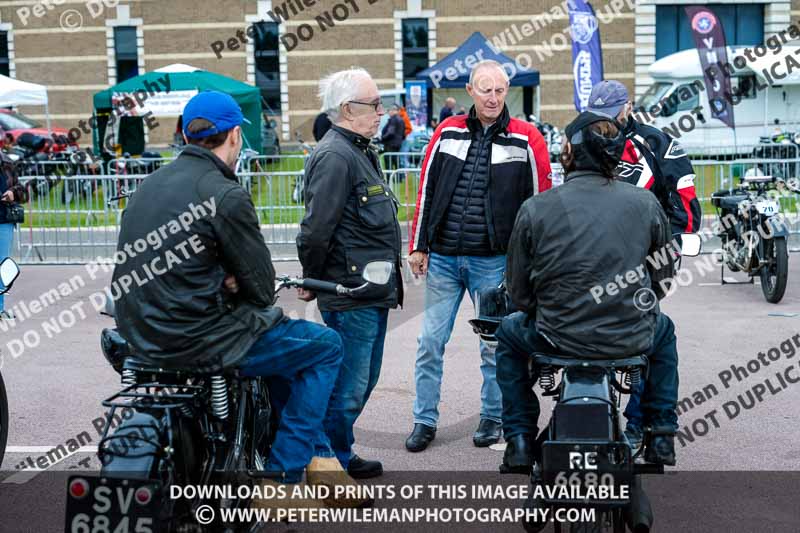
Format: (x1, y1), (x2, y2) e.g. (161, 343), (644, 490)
(469, 234), (702, 533)
(0, 257), (21, 467)
(712, 174), (800, 303)
(64, 261), (394, 533)
(530, 115), (564, 163)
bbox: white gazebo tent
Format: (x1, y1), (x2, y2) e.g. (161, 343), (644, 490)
(0, 74), (51, 133)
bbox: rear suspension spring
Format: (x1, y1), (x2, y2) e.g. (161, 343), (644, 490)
(210, 375), (229, 419)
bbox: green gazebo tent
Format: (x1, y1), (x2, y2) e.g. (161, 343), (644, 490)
(92, 65), (262, 155)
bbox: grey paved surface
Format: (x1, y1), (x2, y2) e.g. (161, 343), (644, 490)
(1, 257), (799, 472)
(0, 258), (799, 531)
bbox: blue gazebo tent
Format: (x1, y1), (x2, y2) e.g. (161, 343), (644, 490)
(416, 32), (540, 88)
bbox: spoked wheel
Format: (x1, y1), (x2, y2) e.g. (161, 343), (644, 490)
(760, 237), (789, 303)
(0, 372), (8, 467)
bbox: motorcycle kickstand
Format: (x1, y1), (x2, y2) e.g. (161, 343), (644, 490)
(720, 261), (755, 285)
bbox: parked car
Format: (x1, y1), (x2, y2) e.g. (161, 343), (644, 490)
(0, 109), (74, 152)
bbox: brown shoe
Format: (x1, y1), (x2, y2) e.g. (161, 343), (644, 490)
(306, 456), (374, 508)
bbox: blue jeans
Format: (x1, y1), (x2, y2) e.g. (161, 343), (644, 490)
(0, 223), (13, 311)
(624, 312), (679, 432)
(497, 311), (679, 439)
(317, 307), (389, 468)
(238, 318), (343, 483)
(413, 253), (506, 427)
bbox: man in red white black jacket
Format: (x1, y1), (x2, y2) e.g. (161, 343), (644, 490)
(405, 60), (551, 453)
(587, 80), (702, 460)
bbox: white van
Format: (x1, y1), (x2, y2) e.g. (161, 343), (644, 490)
(636, 46), (800, 152)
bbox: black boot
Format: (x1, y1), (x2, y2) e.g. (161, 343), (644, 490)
(347, 454), (383, 479)
(473, 418), (502, 447)
(644, 434), (676, 466)
(405, 423), (436, 452)
(500, 434), (533, 474)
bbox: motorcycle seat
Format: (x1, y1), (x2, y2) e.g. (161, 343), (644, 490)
(122, 356), (240, 377)
(532, 353), (647, 370)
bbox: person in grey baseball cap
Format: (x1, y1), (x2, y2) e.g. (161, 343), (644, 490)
(587, 79), (631, 119)
(586, 79), (703, 465)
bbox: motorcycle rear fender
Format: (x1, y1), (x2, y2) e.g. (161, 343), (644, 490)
(99, 410), (161, 480)
(553, 367), (614, 441)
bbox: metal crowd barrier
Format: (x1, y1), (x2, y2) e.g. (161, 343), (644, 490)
(9, 150), (800, 264)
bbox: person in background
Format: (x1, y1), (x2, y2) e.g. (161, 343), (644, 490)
(429, 117), (440, 130)
(0, 152), (26, 319)
(398, 106), (413, 138)
(313, 110), (333, 142)
(439, 97), (457, 123)
(456, 106), (467, 115)
(587, 80), (700, 461)
(298, 67), (404, 480)
(173, 116), (186, 147)
(406, 60), (551, 452)
(380, 104), (407, 170)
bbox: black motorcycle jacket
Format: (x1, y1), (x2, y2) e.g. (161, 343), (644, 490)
(112, 145), (285, 372)
(506, 170), (675, 358)
(297, 125), (404, 312)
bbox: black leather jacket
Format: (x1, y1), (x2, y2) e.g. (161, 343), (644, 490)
(506, 171), (674, 358)
(112, 145), (284, 371)
(297, 125), (403, 312)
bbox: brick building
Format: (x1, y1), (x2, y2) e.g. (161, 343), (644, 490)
(0, 0), (796, 148)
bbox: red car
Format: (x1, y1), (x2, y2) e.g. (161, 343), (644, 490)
(0, 109), (74, 152)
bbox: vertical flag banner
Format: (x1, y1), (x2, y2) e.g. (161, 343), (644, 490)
(684, 5), (735, 128)
(405, 81), (428, 130)
(569, 0), (604, 112)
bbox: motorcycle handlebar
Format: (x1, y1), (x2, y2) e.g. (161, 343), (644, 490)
(276, 277), (347, 295)
(298, 278), (342, 295)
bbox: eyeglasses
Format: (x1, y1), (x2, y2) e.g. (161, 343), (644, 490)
(347, 100), (384, 113)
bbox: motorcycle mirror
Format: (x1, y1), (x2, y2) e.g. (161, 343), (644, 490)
(0, 257), (20, 294)
(361, 261), (393, 286)
(680, 233), (702, 257)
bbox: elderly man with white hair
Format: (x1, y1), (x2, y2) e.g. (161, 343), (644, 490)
(297, 67), (403, 479)
(406, 60), (552, 452)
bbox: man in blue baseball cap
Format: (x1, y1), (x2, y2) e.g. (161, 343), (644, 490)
(586, 79), (703, 466)
(112, 90), (361, 507)
(179, 90), (250, 168)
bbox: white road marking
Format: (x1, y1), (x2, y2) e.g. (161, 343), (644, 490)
(3, 446), (98, 483)
(6, 446), (97, 453)
(698, 278), (760, 286)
